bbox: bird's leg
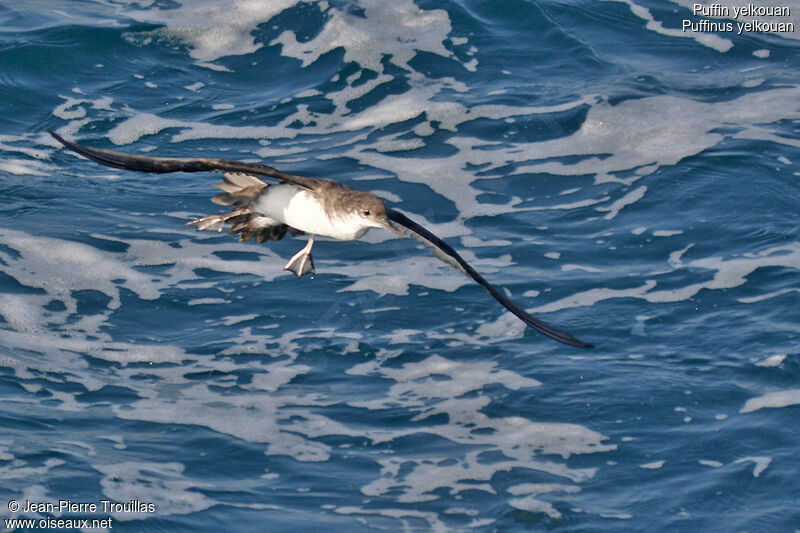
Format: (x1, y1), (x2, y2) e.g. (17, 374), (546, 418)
(284, 235), (315, 277)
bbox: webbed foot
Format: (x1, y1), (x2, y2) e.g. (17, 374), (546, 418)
(284, 252), (315, 277)
(283, 235), (316, 278)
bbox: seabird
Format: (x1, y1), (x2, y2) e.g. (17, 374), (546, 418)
(48, 130), (592, 348)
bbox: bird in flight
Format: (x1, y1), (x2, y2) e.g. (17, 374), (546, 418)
(48, 130), (592, 348)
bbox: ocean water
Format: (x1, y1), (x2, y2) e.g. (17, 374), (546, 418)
(0, 0), (798, 530)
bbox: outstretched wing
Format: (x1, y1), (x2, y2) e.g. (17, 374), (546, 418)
(48, 130), (316, 190)
(386, 209), (592, 348)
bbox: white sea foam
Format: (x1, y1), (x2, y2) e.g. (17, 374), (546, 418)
(535, 241), (800, 313)
(742, 78), (764, 88)
(512, 87), (800, 187)
(0, 442), (13, 461)
(460, 235), (513, 248)
(740, 389), (800, 413)
(348, 355), (541, 407)
(0, 228), (159, 326)
(0, 134), (51, 159)
(95, 462), (215, 520)
(346, 355), (613, 504)
(100, 435), (126, 450)
(668, 244), (693, 268)
(0, 159), (54, 176)
(334, 256), (477, 297)
(597, 186), (647, 220)
(755, 354), (786, 367)
(187, 297), (230, 305)
(508, 496), (562, 519)
(507, 483), (581, 519)
(562, 264), (603, 273)
(221, 313), (259, 326)
(121, 0), (297, 63)
(272, 0), (457, 72)
(604, 0), (733, 52)
(0, 227), (298, 378)
(53, 94), (113, 120)
(334, 507), (448, 533)
(738, 288), (800, 303)
(733, 456), (771, 477)
(0, 458), (65, 484)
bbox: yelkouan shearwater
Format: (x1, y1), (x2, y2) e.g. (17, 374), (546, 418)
(49, 130), (592, 348)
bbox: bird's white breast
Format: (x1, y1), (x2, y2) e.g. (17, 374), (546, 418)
(254, 184), (368, 240)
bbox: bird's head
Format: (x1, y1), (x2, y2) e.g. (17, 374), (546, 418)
(345, 191), (403, 237)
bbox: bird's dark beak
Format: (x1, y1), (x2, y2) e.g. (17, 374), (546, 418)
(382, 220), (404, 238)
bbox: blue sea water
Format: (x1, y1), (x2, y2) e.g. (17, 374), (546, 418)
(0, 0), (799, 530)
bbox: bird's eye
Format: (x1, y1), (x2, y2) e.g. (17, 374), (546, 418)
(363, 209), (371, 216)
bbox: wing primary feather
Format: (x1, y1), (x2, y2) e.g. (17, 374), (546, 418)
(386, 209), (592, 348)
(47, 130), (314, 189)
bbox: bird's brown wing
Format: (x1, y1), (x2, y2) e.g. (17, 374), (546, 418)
(48, 130), (317, 190)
